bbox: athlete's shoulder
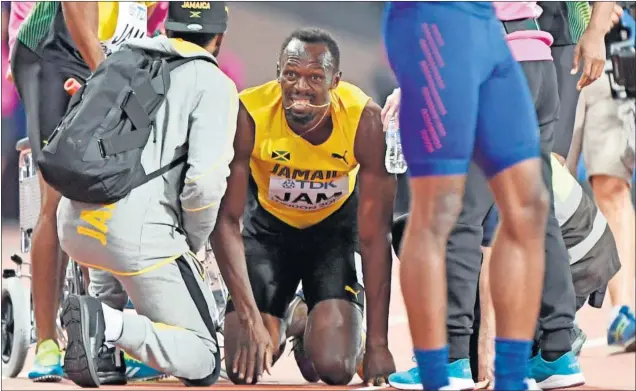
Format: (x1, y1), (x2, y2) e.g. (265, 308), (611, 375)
(333, 81), (371, 109)
(239, 80), (281, 114)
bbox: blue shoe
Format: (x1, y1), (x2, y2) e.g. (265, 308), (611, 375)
(28, 340), (65, 382)
(447, 359), (475, 390)
(388, 366), (422, 390)
(123, 352), (166, 382)
(531, 351), (585, 390)
(607, 305), (636, 352)
(388, 359), (474, 390)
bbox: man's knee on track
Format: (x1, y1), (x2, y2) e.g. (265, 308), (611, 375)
(312, 354), (357, 386)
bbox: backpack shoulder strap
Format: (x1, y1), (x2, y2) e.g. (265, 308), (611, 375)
(166, 54), (218, 73)
(149, 55), (218, 97)
(142, 153), (188, 185)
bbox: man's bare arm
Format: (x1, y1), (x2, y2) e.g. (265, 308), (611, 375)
(573, 2), (616, 89)
(61, 2), (105, 72)
(589, 1), (617, 34)
(211, 102), (261, 324)
(354, 101), (397, 348)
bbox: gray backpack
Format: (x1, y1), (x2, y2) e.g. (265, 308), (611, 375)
(38, 47), (216, 204)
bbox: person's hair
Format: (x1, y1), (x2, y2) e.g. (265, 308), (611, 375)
(166, 30), (218, 48)
(279, 28), (340, 71)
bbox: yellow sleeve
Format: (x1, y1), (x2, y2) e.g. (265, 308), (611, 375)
(98, 2), (157, 42)
(97, 2), (118, 42)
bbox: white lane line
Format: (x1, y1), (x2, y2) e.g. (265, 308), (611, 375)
(355, 385), (390, 390)
(582, 337), (607, 350)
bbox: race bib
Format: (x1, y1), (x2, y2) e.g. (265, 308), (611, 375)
(268, 174), (349, 211)
(102, 2), (148, 56)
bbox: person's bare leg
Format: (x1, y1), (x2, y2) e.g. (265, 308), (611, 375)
(478, 246), (496, 389)
(487, 158), (548, 348)
(33, 173), (68, 346)
(400, 175), (466, 388)
(591, 175), (636, 309)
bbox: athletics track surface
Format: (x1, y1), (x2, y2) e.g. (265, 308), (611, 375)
(2, 225), (634, 390)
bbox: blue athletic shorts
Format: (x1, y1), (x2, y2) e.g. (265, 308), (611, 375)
(383, 2), (541, 178)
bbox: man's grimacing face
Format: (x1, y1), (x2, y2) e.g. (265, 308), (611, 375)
(278, 39), (340, 127)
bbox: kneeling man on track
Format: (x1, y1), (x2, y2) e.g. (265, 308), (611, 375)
(211, 27), (397, 386)
(56, 2), (236, 387)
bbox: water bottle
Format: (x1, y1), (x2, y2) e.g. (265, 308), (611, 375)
(385, 118), (408, 174)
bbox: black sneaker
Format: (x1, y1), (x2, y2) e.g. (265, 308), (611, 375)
(96, 346), (127, 385)
(61, 295), (106, 387)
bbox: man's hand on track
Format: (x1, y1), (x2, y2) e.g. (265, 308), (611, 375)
(362, 344), (396, 387)
(232, 318), (274, 384)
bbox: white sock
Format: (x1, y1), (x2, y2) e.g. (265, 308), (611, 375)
(101, 302), (124, 342)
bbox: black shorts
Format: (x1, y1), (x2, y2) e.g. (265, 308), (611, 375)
(10, 41), (87, 160)
(571, 225), (620, 311)
(227, 200), (364, 319)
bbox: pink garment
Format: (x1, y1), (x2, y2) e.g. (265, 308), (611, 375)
(3, 2), (33, 115)
(8, 1), (34, 55)
(147, 1), (168, 36)
(217, 50), (245, 91)
(2, 38), (16, 115)
(494, 2), (553, 62)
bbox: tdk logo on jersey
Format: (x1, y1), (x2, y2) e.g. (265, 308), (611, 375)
(272, 150), (291, 162)
(181, 2), (211, 9)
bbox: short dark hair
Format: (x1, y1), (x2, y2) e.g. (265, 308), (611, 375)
(279, 28), (340, 71)
(166, 30), (218, 48)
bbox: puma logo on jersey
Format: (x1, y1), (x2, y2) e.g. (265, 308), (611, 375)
(331, 151), (348, 165)
(345, 285), (360, 301)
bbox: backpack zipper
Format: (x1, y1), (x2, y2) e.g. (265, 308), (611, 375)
(151, 122), (157, 143)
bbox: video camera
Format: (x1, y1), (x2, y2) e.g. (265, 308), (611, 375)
(606, 3), (636, 99)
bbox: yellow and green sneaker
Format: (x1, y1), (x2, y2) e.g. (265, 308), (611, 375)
(27, 340), (64, 382)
